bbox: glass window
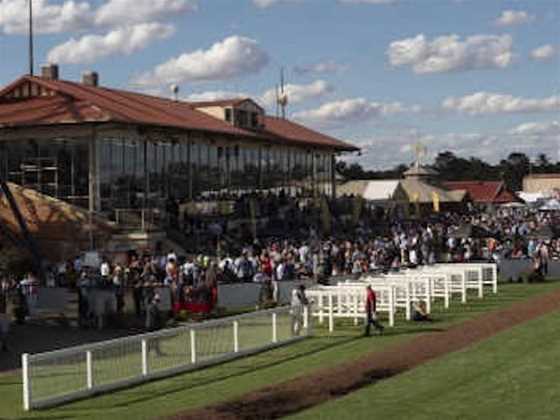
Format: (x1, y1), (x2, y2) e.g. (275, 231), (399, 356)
(251, 112), (259, 128)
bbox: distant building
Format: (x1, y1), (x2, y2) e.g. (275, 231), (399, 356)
(443, 181), (520, 207)
(400, 165), (466, 215)
(337, 165), (467, 218)
(337, 180), (408, 206)
(523, 174), (560, 195)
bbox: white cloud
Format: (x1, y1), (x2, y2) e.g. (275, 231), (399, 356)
(509, 121), (560, 136)
(293, 97), (411, 127)
(261, 80), (334, 106)
(495, 10), (534, 27)
(186, 90), (251, 102)
(349, 127), (560, 170)
(293, 60), (348, 75)
(0, 0), (92, 35)
(0, 0), (198, 35)
(252, 0), (302, 8)
(134, 35), (269, 86)
(47, 23), (175, 65)
(442, 92), (560, 115)
(530, 44), (558, 61)
(184, 80), (332, 106)
(95, 0), (197, 26)
(387, 34), (514, 74)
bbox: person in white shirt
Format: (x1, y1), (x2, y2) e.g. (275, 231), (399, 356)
(100, 260), (111, 278)
(290, 285), (309, 335)
(275, 260), (285, 282)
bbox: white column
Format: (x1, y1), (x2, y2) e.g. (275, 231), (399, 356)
(461, 274), (467, 304)
(22, 353), (31, 411)
(141, 339), (148, 376)
(425, 279), (432, 313)
(388, 288), (395, 327)
(318, 294), (324, 324)
(190, 329), (197, 364)
(405, 284), (411, 321)
(444, 276), (450, 309)
(328, 293), (334, 332)
(233, 321), (239, 353)
(86, 351), (94, 390)
(353, 294), (358, 326)
(272, 313), (278, 343)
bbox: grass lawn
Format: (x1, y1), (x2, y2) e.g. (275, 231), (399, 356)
(291, 304), (560, 420)
(1, 281), (559, 420)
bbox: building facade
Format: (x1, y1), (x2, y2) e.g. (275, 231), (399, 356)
(0, 66), (358, 217)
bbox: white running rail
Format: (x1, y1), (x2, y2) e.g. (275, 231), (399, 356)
(22, 306), (311, 411)
(306, 285), (395, 331)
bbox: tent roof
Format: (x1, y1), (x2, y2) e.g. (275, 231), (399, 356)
(337, 180), (402, 201)
(401, 178), (466, 203)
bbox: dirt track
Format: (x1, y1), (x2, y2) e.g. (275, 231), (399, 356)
(169, 287), (560, 420)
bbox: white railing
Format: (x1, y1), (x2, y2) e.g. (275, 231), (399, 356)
(22, 305), (311, 411)
(306, 262), (499, 332)
(306, 285), (395, 332)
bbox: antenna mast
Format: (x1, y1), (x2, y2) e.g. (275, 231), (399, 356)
(275, 84), (280, 118)
(276, 67), (288, 119)
(28, 0), (34, 76)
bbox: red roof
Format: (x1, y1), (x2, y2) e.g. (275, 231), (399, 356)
(0, 76), (358, 152)
(443, 181), (519, 203)
(190, 98), (259, 109)
(263, 116), (358, 151)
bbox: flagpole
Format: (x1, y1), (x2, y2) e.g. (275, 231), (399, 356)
(29, 0), (34, 76)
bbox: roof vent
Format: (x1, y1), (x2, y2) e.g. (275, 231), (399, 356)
(82, 71), (99, 87)
(41, 64), (59, 80)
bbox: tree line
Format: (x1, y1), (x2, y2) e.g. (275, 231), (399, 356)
(336, 152), (560, 192)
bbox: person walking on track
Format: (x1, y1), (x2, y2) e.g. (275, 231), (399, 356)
(364, 285), (384, 336)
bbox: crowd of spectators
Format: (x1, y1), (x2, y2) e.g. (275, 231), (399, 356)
(1, 198), (559, 345)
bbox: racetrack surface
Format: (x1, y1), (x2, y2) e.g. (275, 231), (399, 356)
(169, 287), (560, 420)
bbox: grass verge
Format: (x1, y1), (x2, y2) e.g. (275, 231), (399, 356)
(290, 300), (560, 419)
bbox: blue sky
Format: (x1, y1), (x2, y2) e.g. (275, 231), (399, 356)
(1, 0), (559, 169)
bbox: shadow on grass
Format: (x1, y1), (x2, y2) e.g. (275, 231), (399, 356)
(54, 334), (363, 413)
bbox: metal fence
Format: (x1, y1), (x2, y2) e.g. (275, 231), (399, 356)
(114, 208), (163, 231)
(22, 305), (311, 411)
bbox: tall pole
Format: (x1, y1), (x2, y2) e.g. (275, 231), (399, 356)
(29, 0), (34, 76)
(280, 67), (285, 119)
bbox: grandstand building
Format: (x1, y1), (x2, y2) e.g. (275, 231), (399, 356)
(0, 65), (357, 215)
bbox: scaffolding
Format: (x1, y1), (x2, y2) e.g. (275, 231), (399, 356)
(9, 157), (59, 198)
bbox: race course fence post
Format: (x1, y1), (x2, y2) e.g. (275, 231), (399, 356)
(272, 313), (278, 343)
(142, 339), (148, 376)
(190, 329), (197, 364)
(86, 351), (94, 389)
(22, 353), (31, 411)
(233, 321), (239, 353)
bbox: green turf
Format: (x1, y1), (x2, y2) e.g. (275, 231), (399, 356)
(1, 281), (559, 420)
(291, 304), (560, 420)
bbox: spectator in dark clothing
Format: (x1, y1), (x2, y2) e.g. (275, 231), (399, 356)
(0, 278), (11, 351)
(412, 300), (432, 322)
(145, 294), (164, 356)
